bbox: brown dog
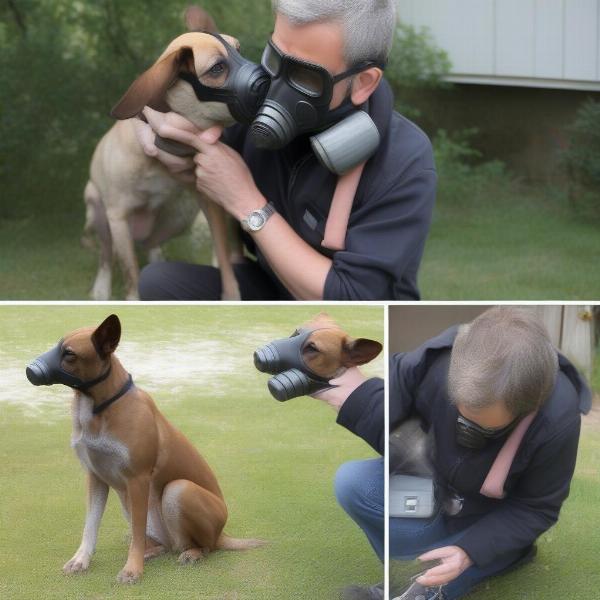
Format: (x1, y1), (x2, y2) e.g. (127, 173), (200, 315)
(27, 314), (263, 584)
(82, 7), (242, 300)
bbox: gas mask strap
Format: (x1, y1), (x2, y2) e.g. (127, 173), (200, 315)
(77, 361), (112, 391)
(321, 161), (366, 251)
(480, 411), (538, 499)
(92, 374), (135, 415)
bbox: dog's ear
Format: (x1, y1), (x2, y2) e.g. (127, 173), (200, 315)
(185, 5), (218, 33)
(341, 337), (382, 367)
(92, 314), (122, 358)
(110, 47), (194, 120)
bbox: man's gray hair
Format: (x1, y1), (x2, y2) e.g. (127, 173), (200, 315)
(448, 307), (559, 417)
(272, 0), (397, 66)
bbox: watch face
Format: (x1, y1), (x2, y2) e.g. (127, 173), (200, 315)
(248, 213), (266, 231)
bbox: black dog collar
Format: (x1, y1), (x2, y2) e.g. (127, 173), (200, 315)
(93, 374), (135, 416)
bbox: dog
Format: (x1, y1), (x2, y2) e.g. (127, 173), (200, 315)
(82, 6), (242, 301)
(26, 314), (263, 584)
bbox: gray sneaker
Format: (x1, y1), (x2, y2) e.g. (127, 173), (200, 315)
(341, 582), (384, 600)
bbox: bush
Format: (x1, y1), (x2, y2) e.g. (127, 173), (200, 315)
(386, 23), (451, 118)
(562, 99), (600, 218)
(433, 129), (513, 207)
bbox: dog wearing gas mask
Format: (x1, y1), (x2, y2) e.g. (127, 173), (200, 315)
(26, 314), (264, 584)
(254, 313), (383, 401)
(82, 6), (267, 300)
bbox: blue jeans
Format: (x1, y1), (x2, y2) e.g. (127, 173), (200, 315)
(335, 458), (386, 562)
(335, 459), (528, 599)
(391, 508), (528, 599)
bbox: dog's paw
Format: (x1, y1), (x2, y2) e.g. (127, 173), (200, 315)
(177, 547), (205, 565)
(116, 566), (142, 584)
(144, 544), (166, 561)
(63, 554), (91, 575)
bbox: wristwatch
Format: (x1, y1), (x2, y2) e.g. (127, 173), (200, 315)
(241, 203), (276, 233)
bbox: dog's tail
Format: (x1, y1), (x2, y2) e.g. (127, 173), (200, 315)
(217, 534), (268, 551)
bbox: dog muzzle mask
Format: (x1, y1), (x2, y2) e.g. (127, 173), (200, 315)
(26, 340), (111, 391)
(179, 32), (271, 126)
(254, 328), (336, 402)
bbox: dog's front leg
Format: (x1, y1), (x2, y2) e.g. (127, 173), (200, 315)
(106, 209), (140, 301)
(63, 471), (109, 575)
(117, 474), (150, 584)
(203, 199), (241, 301)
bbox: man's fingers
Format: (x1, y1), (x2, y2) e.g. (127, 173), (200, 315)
(418, 562), (456, 581)
(418, 547), (452, 562)
(417, 571), (455, 587)
(132, 119), (158, 157)
(142, 107), (200, 148)
(143, 106), (200, 133)
(199, 125), (224, 144)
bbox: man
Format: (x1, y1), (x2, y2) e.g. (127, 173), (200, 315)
(389, 307), (591, 600)
(136, 0), (436, 300)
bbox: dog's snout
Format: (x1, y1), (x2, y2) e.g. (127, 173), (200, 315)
(26, 359), (51, 386)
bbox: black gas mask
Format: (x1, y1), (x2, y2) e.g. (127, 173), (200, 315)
(254, 328), (335, 402)
(250, 38), (384, 150)
(25, 340), (111, 391)
(179, 32), (271, 126)
(455, 414), (519, 450)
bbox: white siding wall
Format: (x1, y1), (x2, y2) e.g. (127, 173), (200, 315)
(397, 0), (600, 90)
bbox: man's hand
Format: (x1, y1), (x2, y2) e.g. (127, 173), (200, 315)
(139, 107), (264, 221)
(192, 139), (266, 221)
(416, 546), (473, 587)
(135, 107), (223, 185)
(311, 367), (367, 413)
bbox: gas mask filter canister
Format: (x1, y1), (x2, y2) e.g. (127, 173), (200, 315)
(254, 329), (335, 402)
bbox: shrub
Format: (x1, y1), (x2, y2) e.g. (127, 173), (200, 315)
(562, 99), (600, 218)
(433, 129), (513, 208)
(386, 23), (451, 118)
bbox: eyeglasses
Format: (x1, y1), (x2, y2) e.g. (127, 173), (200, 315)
(261, 39), (384, 99)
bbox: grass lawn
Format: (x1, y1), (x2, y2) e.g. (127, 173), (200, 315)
(0, 179), (598, 300)
(0, 305), (384, 600)
(420, 184), (600, 300)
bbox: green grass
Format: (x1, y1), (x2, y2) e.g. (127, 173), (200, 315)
(1, 178), (599, 300)
(0, 305), (384, 600)
(420, 183), (600, 300)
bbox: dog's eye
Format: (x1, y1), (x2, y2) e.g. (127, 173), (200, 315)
(208, 62), (226, 76)
(305, 343), (319, 353)
(63, 350), (76, 363)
